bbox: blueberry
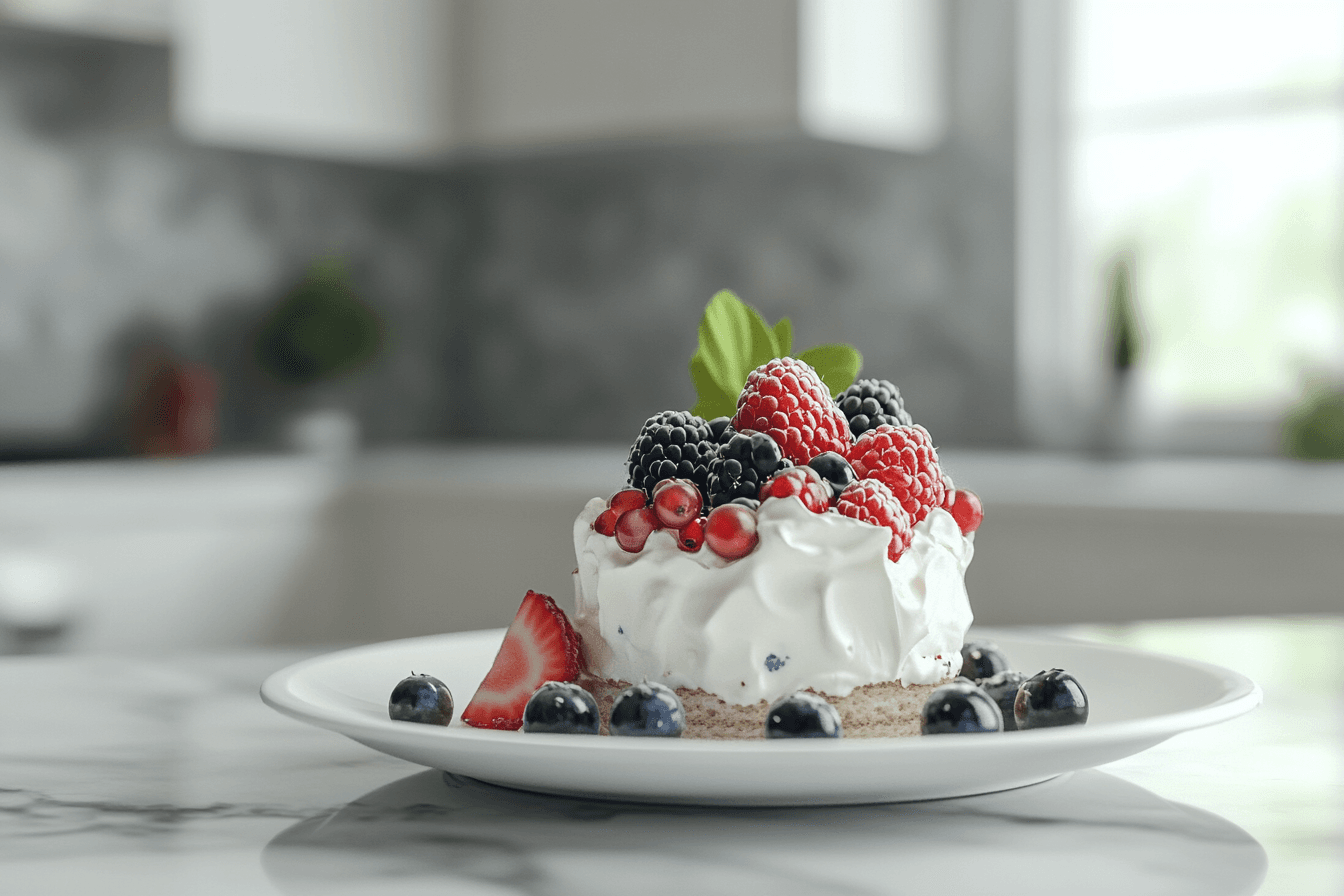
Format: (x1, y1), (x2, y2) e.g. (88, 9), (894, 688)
(960, 640), (1011, 680)
(976, 670), (1027, 731)
(921, 680), (1003, 734)
(807, 452), (856, 501)
(1014, 669), (1089, 729)
(609, 681), (686, 737)
(729, 497), (761, 510)
(765, 692), (843, 739)
(522, 681), (601, 734)
(388, 672), (454, 725)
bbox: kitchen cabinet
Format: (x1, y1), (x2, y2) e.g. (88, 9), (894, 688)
(171, 0), (946, 163)
(0, 0), (168, 42)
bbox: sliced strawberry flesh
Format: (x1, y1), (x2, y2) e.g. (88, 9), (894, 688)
(461, 590), (582, 730)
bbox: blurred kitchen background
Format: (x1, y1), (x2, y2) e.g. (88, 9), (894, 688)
(0, 0), (1341, 655)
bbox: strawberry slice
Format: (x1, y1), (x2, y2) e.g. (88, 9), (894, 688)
(461, 591), (583, 730)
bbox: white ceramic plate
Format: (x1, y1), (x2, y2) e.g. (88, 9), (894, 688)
(261, 628), (1261, 806)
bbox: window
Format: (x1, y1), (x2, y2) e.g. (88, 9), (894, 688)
(1018, 0), (1344, 453)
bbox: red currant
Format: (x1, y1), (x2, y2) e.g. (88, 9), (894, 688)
(593, 507), (620, 536)
(652, 477), (694, 498)
(615, 506), (660, 553)
(704, 504), (758, 560)
(758, 466), (829, 514)
(609, 488), (647, 515)
(946, 489), (984, 535)
(653, 480), (703, 529)
(677, 516), (707, 552)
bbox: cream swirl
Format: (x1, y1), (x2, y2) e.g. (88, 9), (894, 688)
(572, 495), (974, 706)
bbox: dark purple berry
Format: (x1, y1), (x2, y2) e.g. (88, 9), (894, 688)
(627, 411), (716, 499)
(807, 451), (857, 501)
(960, 641), (1010, 680)
(976, 670), (1027, 731)
(836, 378), (913, 437)
(706, 431), (790, 507)
(1014, 669), (1089, 729)
(765, 692), (842, 738)
(389, 673), (454, 725)
(921, 680), (1003, 734)
(522, 682), (600, 734)
(610, 681), (685, 737)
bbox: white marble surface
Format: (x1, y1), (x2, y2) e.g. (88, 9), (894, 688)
(2, 618), (1334, 895)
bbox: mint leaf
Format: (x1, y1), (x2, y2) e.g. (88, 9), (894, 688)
(773, 318), (793, 356)
(745, 303), (781, 371)
(689, 354), (737, 419)
(697, 290), (755, 397)
(798, 344), (862, 397)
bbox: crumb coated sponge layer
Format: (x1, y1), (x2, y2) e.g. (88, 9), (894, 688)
(580, 675), (945, 739)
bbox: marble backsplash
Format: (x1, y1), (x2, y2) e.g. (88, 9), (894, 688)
(0, 0), (1016, 454)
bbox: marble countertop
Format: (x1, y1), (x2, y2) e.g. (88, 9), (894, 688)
(1, 617), (1335, 895)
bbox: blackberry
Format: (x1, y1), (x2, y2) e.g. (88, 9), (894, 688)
(836, 378), (913, 437)
(627, 411), (716, 498)
(707, 415), (734, 443)
(705, 431), (790, 507)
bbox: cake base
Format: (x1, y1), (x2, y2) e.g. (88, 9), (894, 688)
(578, 675), (946, 740)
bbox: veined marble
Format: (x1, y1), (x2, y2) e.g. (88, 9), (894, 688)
(0, 630), (1292, 895)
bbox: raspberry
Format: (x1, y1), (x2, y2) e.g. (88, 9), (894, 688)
(732, 358), (853, 465)
(846, 424), (945, 525)
(758, 467), (829, 514)
(836, 479), (913, 562)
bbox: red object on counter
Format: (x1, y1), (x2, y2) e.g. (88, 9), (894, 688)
(131, 360), (218, 457)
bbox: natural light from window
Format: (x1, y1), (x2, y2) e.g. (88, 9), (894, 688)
(1070, 0), (1344, 417)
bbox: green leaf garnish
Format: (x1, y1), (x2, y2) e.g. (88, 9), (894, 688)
(689, 291), (862, 415)
(798, 344), (863, 398)
(690, 354), (736, 419)
(745, 305), (781, 371)
(773, 318), (793, 356)
(695, 290), (754, 399)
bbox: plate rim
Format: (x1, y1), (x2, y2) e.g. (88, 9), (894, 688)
(261, 627), (1262, 755)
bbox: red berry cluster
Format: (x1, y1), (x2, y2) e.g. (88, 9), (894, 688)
(836, 479), (913, 562)
(592, 480), (760, 561)
(603, 358), (984, 566)
(848, 424), (945, 525)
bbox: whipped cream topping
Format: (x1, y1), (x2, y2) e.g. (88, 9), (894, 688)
(572, 495), (974, 706)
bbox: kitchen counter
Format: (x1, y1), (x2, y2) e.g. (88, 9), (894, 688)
(5, 448), (1342, 653)
(1, 616), (1336, 895)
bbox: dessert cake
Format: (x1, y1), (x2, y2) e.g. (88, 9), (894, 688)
(461, 291), (984, 738)
(572, 492), (975, 738)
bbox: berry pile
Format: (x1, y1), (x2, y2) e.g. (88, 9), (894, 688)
(446, 604), (1092, 737)
(609, 356), (983, 563)
(919, 641), (1090, 735)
